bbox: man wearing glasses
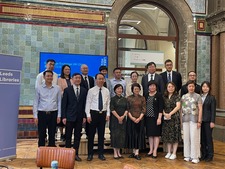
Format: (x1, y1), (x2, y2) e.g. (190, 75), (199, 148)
(180, 71), (201, 96)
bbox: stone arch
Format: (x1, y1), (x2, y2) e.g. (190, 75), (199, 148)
(107, 0), (195, 81)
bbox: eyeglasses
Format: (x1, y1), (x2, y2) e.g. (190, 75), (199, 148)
(189, 74), (196, 76)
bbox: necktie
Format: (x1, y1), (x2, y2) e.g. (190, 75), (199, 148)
(168, 73), (171, 82)
(76, 87), (79, 99)
(150, 74), (153, 81)
(98, 88), (103, 111)
(84, 76), (89, 89)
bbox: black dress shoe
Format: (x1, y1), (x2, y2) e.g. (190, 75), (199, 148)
(145, 153), (153, 157)
(200, 156), (207, 161)
(134, 155), (141, 160)
(152, 155), (157, 159)
(128, 153), (135, 158)
(205, 158), (213, 162)
(119, 155), (124, 159)
(114, 156), (119, 159)
(87, 155), (93, 161)
(75, 155), (82, 161)
(98, 154), (106, 160)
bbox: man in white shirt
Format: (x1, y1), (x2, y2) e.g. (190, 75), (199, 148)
(85, 73), (110, 161)
(35, 59), (58, 88)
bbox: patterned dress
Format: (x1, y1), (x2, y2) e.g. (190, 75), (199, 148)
(161, 94), (182, 143)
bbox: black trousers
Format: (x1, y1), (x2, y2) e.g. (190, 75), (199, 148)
(38, 111), (57, 147)
(201, 122), (214, 158)
(65, 119), (83, 155)
(88, 110), (106, 156)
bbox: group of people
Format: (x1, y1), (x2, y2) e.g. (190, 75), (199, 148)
(33, 59), (216, 164)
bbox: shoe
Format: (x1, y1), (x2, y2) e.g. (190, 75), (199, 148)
(145, 153), (153, 157)
(87, 155), (93, 161)
(200, 155), (207, 161)
(114, 156), (119, 159)
(98, 154), (106, 161)
(118, 155), (124, 159)
(184, 157), (191, 162)
(152, 155), (157, 159)
(75, 155), (82, 161)
(169, 154), (176, 160)
(128, 153), (135, 158)
(165, 153), (171, 159)
(192, 158), (200, 164)
(205, 158), (213, 162)
(134, 155), (141, 160)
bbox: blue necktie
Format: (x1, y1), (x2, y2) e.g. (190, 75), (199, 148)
(168, 73), (171, 82)
(98, 88), (103, 111)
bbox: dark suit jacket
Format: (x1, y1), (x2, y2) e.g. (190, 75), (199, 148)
(80, 75), (94, 90)
(61, 86), (87, 122)
(141, 73), (165, 96)
(202, 95), (216, 123)
(144, 92), (164, 118)
(160, 71), (182, 92)
(180, 83), (201, 97)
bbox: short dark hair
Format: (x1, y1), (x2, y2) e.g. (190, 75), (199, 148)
(188, 71), (196, 76)
(95, 73), (105, 79)
(201, 81), (211, 94)
(113, 67), (121, 73)
(130, 71), (139, 77)
(165, 59), (173, 65)
(72, 73), (81, 78)
(131, 83), (141, 93)
(46, 59), (56, 64)
(60, 64), (71, 79)
(114, 84), (123, 92)
(43, 70), (53, 76)
(186, 80), (195, 86)
(147, 80), (158, 88)
(146, 62), (156, 68)
(99, 66), (108, 72)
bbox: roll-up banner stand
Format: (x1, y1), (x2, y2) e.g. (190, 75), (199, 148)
(0, 54), (23, 160)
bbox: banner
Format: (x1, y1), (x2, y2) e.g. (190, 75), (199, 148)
(0, 54), (23, 160)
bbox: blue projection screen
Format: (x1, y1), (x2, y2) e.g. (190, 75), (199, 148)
(40, 52), (108, 77)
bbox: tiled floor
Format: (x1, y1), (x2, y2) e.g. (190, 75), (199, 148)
(0, 139), (225, 169)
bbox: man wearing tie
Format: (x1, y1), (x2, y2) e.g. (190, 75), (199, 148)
(61, 73), (87, 161)
(141, 62), (164, 95)
(160, 59), (182, 92)
(85, 73), (110, 161)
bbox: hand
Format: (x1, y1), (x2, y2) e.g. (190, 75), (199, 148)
(87, 117), (92, 123)
(34, 118), (38, 126)
(134, 117), (141, 124)
(83, 118), (86, 124)
(118, 116), (123, 124)
(57, 117), (61, 124)
(157, 118), (161, 125)
(197, 122), (201, 129)
(165, 113), (171, 119)
(106, 116), (110, 121)
(210, 122), (215, 128)
(62, 118), (66, 125)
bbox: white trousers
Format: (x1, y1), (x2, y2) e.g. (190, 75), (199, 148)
(183, 121), (201, 159)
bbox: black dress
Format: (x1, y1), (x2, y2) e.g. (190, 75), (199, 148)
(110, 95), (127, 148)
(145, 92), (164, 137)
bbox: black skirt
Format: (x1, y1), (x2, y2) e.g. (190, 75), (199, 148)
(126, 118), (146, 149)
(145, 117), (161, 137)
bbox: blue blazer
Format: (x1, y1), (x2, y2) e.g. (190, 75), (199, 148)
(61, 86), (87, 122)
(160, 71), (182, 92)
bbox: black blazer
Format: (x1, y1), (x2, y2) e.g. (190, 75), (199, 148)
(202, 95), (216, 123)
(141, 73), (165, 96)
(144, 92), (164, 118)
(180, 83), (201, 97)
(160, 71), (182, 92)
(61, 86), (87, 122)
(80, 75), (95, 90)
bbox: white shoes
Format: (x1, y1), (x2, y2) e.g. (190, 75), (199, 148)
(169, 154), (177, 160)
(165, 153), (171, 159)
(184, 157), (191, 162)
(192, 159), (200, 164)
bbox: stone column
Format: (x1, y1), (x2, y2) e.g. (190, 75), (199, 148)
(219, 33), (225, 109)
(211, 35), (220, 106)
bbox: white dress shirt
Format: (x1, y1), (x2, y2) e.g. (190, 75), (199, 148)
(148, 73), (155, 81)
(85, 86), (110, 117)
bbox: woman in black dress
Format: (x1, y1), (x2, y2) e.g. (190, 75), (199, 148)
(145, 80), (163, 158)
(110, 84), (128, 159)
(200, 81), (216, 162)
(126, 83), (146, 160)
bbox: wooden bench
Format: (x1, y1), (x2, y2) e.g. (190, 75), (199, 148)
(36, 147), (75, 169)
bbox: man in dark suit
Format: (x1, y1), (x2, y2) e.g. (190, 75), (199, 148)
(80, 64), (94, 138)
(141, 62), (164, 95)
(180, 71), (201, 96)
(62, 73), (87, 162)
(160, 59), (182, 92)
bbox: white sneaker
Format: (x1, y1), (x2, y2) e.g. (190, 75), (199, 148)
(165, 153), (171, 159)
(184, 157), (190, 162)
(192, 158), (200, 164)
(169, 154), (176, 160)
